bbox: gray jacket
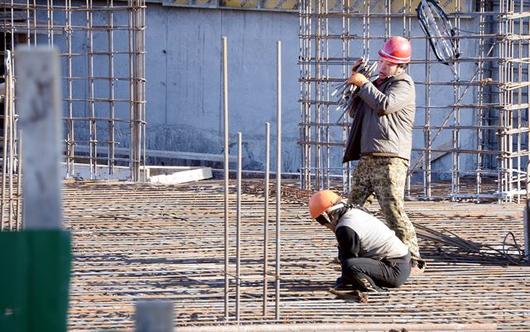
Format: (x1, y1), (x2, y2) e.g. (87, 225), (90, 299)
(343, 71), (416, 162)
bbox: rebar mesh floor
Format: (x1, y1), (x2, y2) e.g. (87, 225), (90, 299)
(64, 180), (530, 331)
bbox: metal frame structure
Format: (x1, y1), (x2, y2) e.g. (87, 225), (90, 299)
(0, 0), (146, 229)
(299, 0), (530, 202)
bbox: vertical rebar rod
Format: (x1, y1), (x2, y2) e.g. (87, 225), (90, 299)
(298, 0), (305, 189)
(87, 0), (97, 179)
(140, 0), (147, 177)
(524, 197), (530, 260)
(32, 0), (37, 45)
(108, 0), (116, 175)
(341, 0), (352, 193)
(525, 2), (530, 201)
(322, 1), (331, 188)
(275, 40), (282, 321)
(65, 0), (75, 178)
(299, 0), (312, 190)
(15, 136), (22, 230)
(236, 131), (242, 323)
(476, 0), (486, 202)
(424, 36), (432, 199)
(263, 122), (270, 317)
(1, 51), (10, 230)
(130, 0), (145, 181)
(315, 3), (322, 189)
(7, 49), (14, 230)
(222, 35), (230, 321)
(499, 0), (507, 201)
(305, 0), (310, 191)
(128, 0), (134, 179)
(9, 50), (18, 229)
(515, 0), (525, 203)
(451, 0), (462, 199)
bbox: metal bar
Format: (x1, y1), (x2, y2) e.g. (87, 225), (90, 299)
(262, 122), (270, 317)
(236, 131), (242, 323)
(108, 0), (116, 175)
(275, 40), (281, 321)
(222, 35), (230, 321)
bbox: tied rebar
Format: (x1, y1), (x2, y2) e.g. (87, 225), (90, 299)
(417, 0), (459, 66)
(331, 59), (377, 121)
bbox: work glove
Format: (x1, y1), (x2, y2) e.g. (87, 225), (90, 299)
(352, 58), (364, 71)
(348, 72), (368, 88)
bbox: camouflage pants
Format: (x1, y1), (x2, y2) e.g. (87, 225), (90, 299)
(348, 155), (421, 259)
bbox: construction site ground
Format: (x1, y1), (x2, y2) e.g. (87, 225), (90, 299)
(64, 179), (530, 331)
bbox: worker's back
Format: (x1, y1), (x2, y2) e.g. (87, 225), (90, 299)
(336, 208), (409, 260)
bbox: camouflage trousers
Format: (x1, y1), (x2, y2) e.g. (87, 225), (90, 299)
(348, 155), (421, 259)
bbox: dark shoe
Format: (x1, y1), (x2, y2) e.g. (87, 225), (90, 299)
(411, 257), (426, 275)
(349, 272), (384, 292)
(334, 277), (354, 290)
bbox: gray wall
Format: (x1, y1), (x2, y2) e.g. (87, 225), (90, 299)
(145, 6), (300, 172)
(144, 5), (488, 177)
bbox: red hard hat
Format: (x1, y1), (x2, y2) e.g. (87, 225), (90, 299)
(308, 190), (342, 219)
(378, 36), (411, 64)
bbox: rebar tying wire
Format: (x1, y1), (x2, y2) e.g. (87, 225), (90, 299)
(416, 0), (459, 66)
(416, 223), (526, 264)
(332, 59), (377, 123)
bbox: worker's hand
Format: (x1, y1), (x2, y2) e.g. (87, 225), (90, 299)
(352, 58), (364, 72)
(347, 72), (368, 87)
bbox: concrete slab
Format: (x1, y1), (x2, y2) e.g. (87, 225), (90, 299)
(62, 163), (212, 184)
(144, 166), (212, 184)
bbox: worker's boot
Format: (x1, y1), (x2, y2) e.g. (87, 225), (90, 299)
(333, 277), (354, 290)
(348, 272), (384, 292)
(411, 257), (426, 275)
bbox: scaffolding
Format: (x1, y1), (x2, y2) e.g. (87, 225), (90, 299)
(0, 0), (146, 229)
(299, 0), (530, 202)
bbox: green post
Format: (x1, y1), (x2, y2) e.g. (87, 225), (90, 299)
(0, 231), (71, 332)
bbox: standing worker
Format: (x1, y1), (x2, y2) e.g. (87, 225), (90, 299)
(309, 190), (411, 292)
(343, 36), (425, 272)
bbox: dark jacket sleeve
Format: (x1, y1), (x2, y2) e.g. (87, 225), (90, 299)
(335, 227), (361, 261)
(342, 106), (364, 163)
(357, 78), (414, 116)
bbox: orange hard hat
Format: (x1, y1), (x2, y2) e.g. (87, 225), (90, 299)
(308, 190), (342, 219)
(378, 36), (412, 64)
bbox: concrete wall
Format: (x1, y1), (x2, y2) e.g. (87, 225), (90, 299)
(144, 5), (485, 177)
(44, 1), (487, 176)
(145, 5), (300, 172)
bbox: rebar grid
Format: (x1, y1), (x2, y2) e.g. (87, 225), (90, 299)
(0, 0), (146, 173)
(0, 0), (146, 228)
(299, 0), (530, 203)
(63, 180), (530, 330)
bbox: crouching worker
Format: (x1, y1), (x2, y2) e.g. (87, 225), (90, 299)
(309, 189), (411, 292)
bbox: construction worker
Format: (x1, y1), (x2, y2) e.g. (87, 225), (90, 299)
(309, 190), (411, 292)
(343, 36), (425, 272)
